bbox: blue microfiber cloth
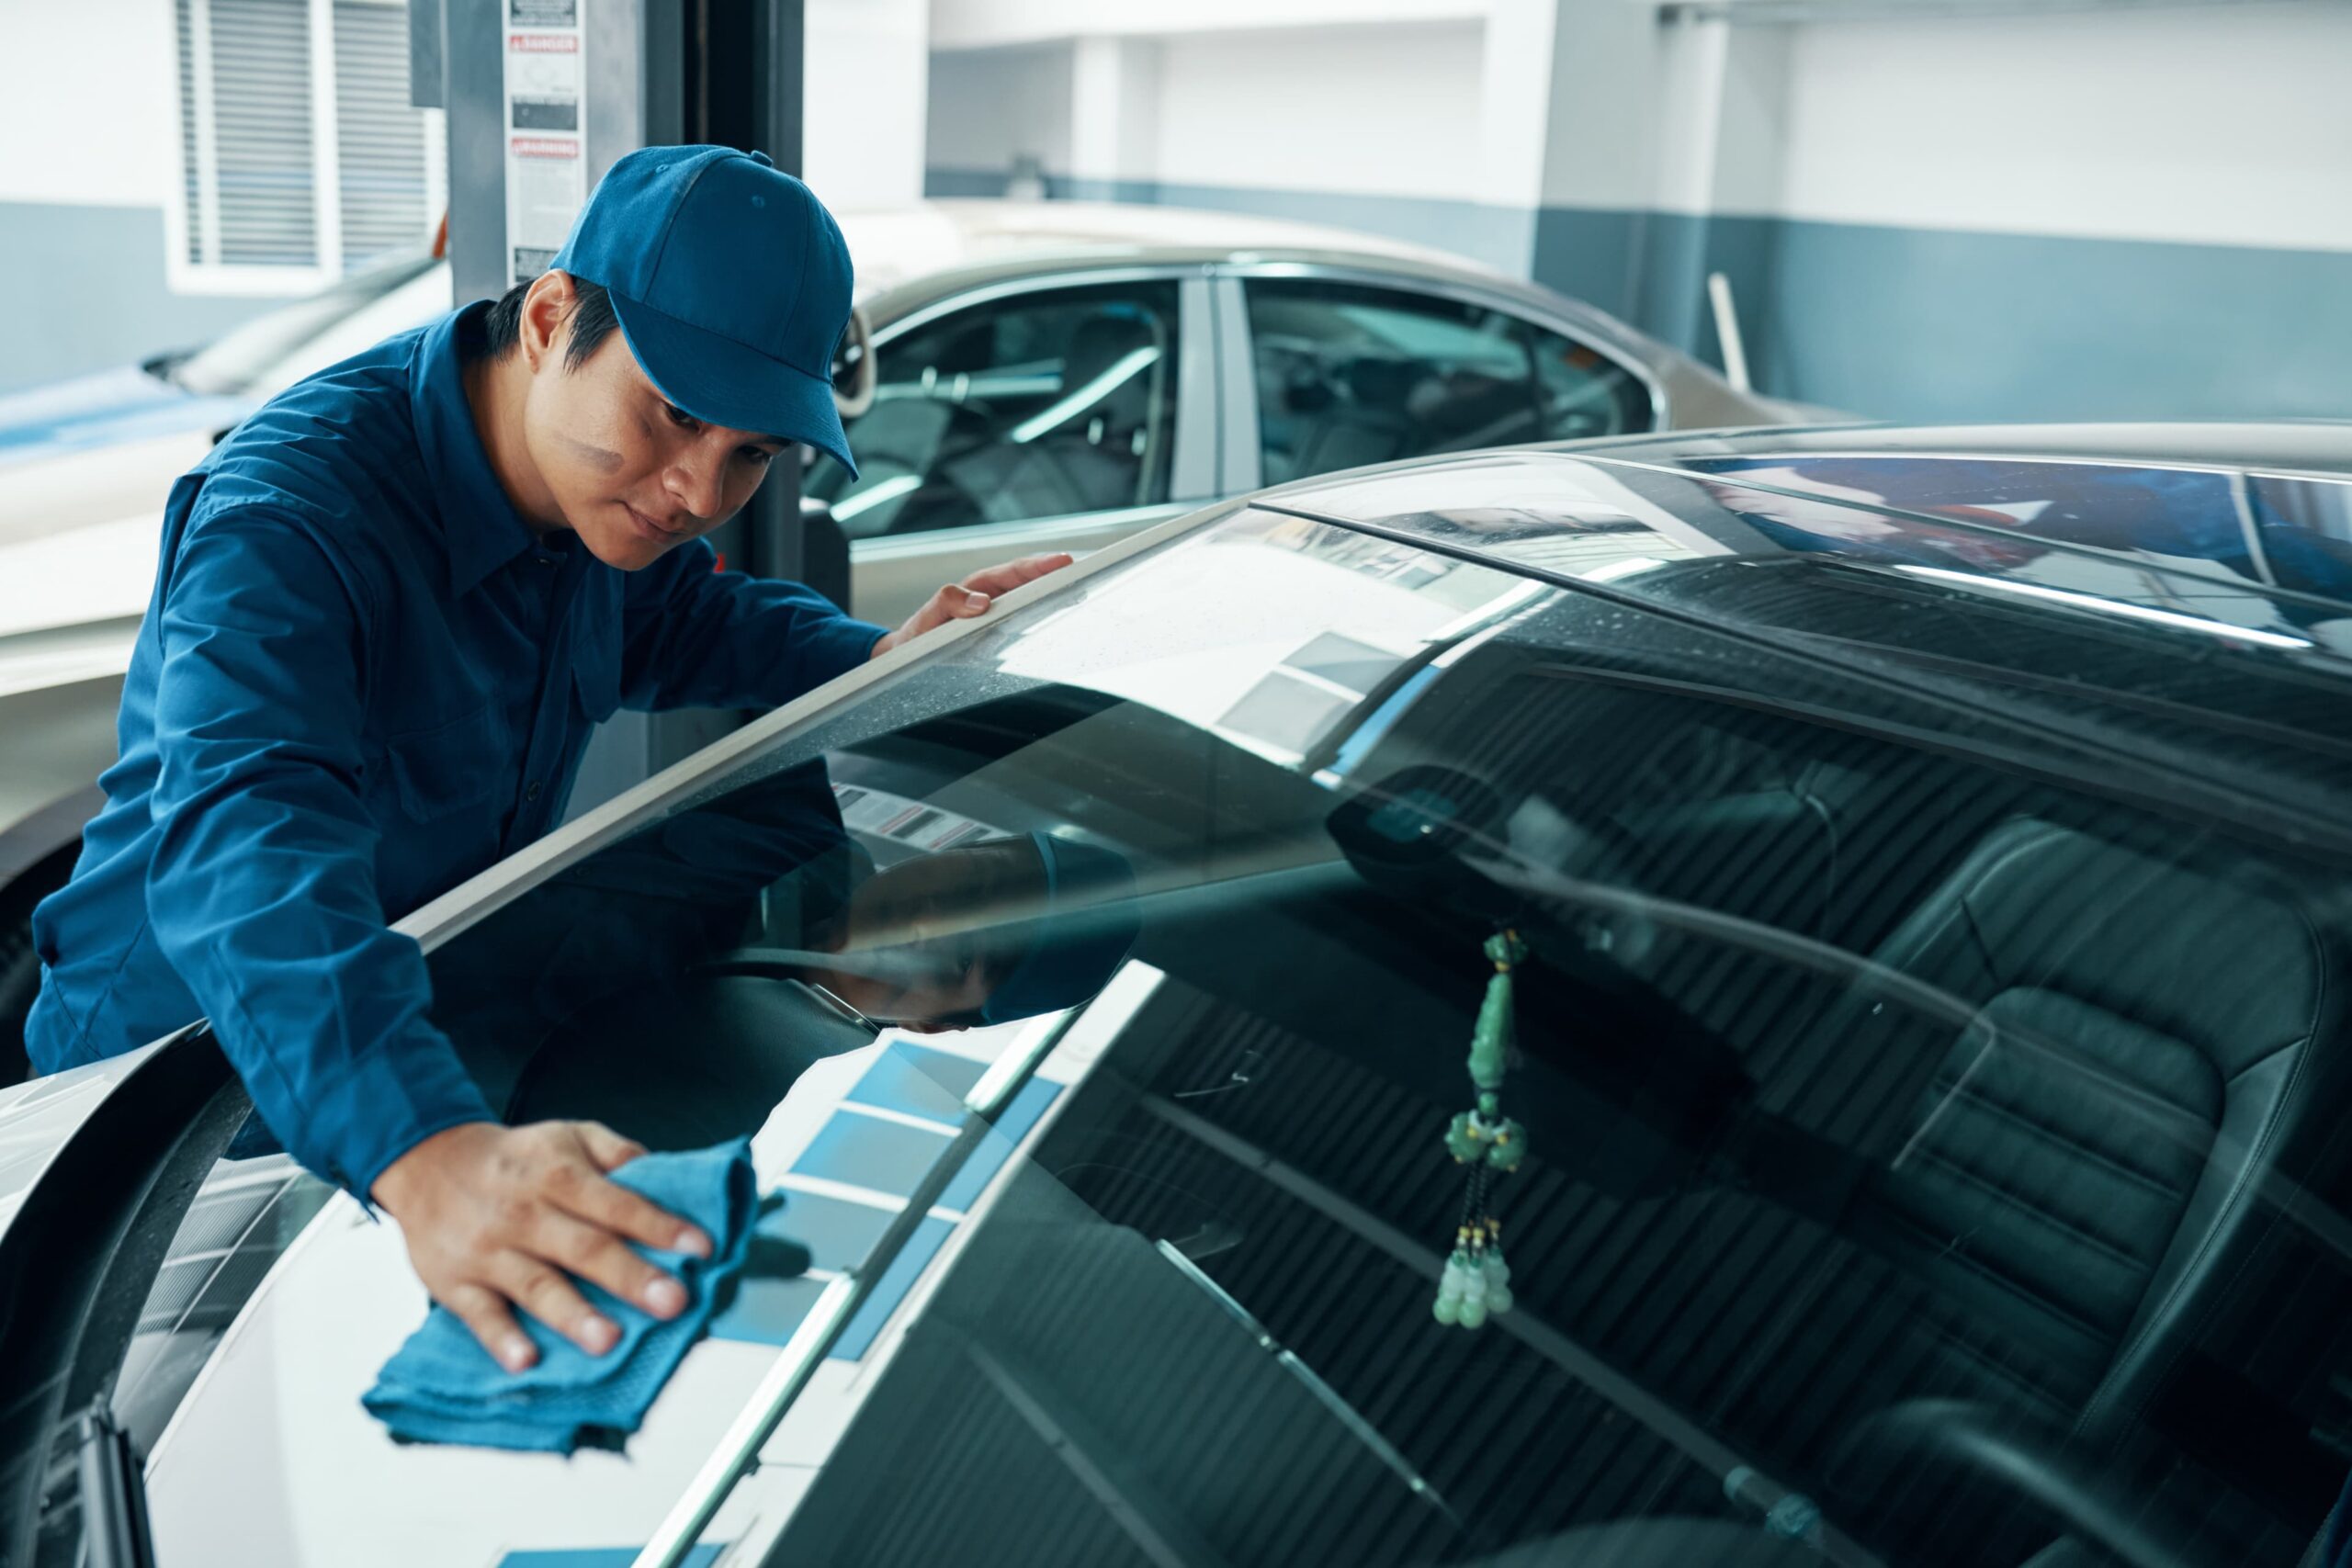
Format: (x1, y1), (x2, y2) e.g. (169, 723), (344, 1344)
(362, 1136), (759, 1453)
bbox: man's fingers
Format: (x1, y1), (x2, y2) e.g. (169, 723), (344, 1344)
(959, 553), (1072, 598)
(445, 1282), (538, 1373)
(550, 1150), (712, 1259)
(537, 1209), (691, 1320)
(575, 1121), (647, 1174)
(497, 1258), (621, 1356)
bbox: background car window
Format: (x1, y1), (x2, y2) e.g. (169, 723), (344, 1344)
(806, 281), (1183, 540)
(1245, 277), (1650, 486)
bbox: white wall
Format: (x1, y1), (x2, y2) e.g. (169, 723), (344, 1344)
(926, 17), (1489, 203)
(1140, 22), (1487, 197)
(805, 0), (929, 209)
(933, 0), (1484, 52)
(925, 43), (1075, 183)
(0, 0), (177, 209)
(1773, 4), (2352, 252)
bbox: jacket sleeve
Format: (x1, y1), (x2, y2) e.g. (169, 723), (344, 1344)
(617, 538), (887, 713)
(144, 508), (494, 1199)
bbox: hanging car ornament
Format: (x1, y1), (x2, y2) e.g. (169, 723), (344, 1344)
(1433, 929), (1530, 1330)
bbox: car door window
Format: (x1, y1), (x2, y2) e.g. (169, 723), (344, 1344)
(1245, 277), (1651, 486)
(806, 282), (1183, 540)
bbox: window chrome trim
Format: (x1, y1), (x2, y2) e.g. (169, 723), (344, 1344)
(1210, 273), (1261, 495)
(848, 502), (1189, 564)
(1218, 259), (1670, 435)
(866, 265), (1204, 352)
(1171, 274), (1219, 500)
(630, 1274), (859, 1568)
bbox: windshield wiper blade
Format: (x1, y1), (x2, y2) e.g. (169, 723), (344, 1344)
(74, 1399), (158, 1568)
(1153, 1237), (1464, 1532)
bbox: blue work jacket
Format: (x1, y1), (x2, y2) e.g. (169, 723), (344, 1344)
(23, 302), (884, 1198)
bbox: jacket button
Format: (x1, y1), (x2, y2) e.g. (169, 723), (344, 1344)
(525, 780), (543, 802)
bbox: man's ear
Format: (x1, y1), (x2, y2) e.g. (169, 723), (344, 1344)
(518, 271), (580, 373)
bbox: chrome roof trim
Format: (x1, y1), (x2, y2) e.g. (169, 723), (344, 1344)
(1663, 445), (2352, 488)
(631, 1275), (860, 1568)
(865, 262), (1214, 345)
(1570, 420), (2352, 481)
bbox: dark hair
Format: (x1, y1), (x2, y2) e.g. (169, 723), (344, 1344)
(481, 273), (619, 371)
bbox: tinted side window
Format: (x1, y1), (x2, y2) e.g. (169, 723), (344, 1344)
(807, 281), (1184, 540)
(1244, 277), (1649, 486)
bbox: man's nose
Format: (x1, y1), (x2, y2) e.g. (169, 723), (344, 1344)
(664, 443), (726, 521)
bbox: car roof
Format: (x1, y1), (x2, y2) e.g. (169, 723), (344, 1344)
(831, 200), (1689, 375)
(1259, 421), (2352, 533)
(835, 198), (1498, 297)
(1548, 420), (2352, 479)
(1249, 422), (2352, 668)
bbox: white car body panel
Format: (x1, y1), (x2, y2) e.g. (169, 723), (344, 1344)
(143, 986), (1136, 1565)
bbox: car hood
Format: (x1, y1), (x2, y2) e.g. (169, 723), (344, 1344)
(0, 428), (214, 644)
(133, 1011), (1100, 1566)
(0, 366), (247, 470)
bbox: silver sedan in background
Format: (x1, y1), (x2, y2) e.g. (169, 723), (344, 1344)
(0, 200), (1810, 1068)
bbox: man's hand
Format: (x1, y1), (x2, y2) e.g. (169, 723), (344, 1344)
(870, 553), (1073, 659)
(370, 1121), (713, 1371)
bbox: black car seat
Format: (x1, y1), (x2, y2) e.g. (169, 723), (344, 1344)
(1023, 310), (1163, 513)
(1664, 816), (2352, 1564)
(1761, 818), (2348, 1428)
(929, 311), (1161, 526)
(1289, 355), (1420, 478)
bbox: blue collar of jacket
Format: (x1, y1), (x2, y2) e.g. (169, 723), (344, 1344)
(410, 301), (552, 597)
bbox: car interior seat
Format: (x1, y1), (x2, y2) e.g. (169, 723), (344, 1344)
(1288, 355), (1420, 478)
(1736, 818), (2352, 1561)
(1762, 818), (2344, 1422)
(1017, 310), (1162, 514)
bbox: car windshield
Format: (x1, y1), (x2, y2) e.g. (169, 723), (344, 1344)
(168, 251), (441, 397)
(145, 492), (2352, 1568)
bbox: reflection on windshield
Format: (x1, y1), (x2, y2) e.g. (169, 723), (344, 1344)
(396, 504), (2352, 1568)
(429, 756), (1136, 1152)
(1687, 453), (2352, 649)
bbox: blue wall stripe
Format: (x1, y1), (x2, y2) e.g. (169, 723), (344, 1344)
(1751, 218), (2352, 424)
(928, 166), (2352, 427)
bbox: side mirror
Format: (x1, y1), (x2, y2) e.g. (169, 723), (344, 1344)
(831, 306), (876, 421)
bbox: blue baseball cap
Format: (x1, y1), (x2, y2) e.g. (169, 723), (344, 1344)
(551, 144), (857, 475)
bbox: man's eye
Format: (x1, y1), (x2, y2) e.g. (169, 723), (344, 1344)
(741, 446), (776, 466)
(663, 403), (700, 431)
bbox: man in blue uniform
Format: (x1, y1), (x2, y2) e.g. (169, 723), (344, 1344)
(22, 145), (1068, 1374)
